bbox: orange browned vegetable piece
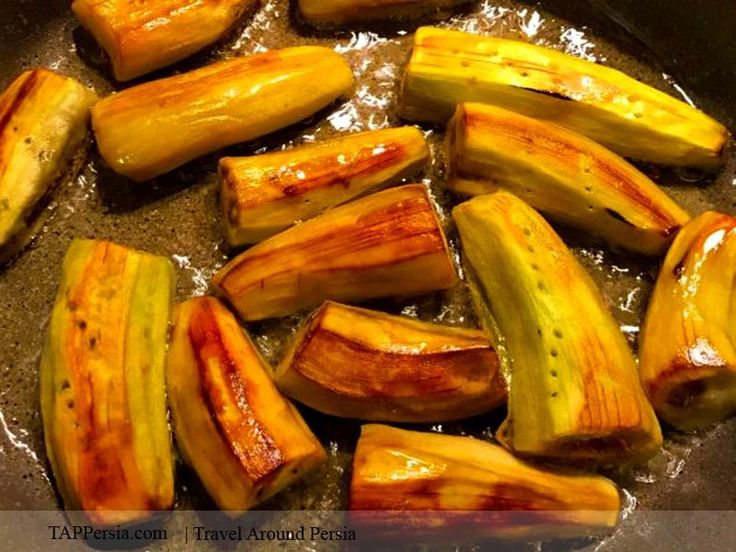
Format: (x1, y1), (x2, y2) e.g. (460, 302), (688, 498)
(40, 239), (175, 526)
(275, 301), (506, 422)
(641, 211), (736, 430)
(213, 184), (458, 321)
(167, 296), (326, 512)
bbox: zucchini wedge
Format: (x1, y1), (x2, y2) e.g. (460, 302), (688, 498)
(92, 47), (354, 181)
(402, 27), (728, 168)
(167, 296), (326, 512)
(446, 102), (690, 255)
(453, 192), (662, 464)
(0, 69), (97, 263)
(641, 212), (736, 430)
(275, 301), (506, 422)
(220, 127), (429, 245)
(298, 0), (472, 27)
(213, 184), (458, 321)
(40, 239), (175, 526)
(72, 0), (258, 81)
(350, 424), (620, 541)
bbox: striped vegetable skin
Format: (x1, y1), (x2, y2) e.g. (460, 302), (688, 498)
(446, 102), (690, 255)
(213, 184), (458, 321)
(167, 296), (326, 512)
(40, 239), (175, 526)
(402, 27), (728, 168)
(92, 47), (354, 181)
(72, 0), (258, 81)
(275, 301), (506, 422)
(219, 127), (429, 245)
(453, 192), (662, 465)
(0, 69), (97, 263)
(350, 425), (620, 541)
(641, 212), (736, 430)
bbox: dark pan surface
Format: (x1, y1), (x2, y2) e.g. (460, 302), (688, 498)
(0, 0), (734, 549)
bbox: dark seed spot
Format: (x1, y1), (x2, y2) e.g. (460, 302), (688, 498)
(550, 349), (558, 358)
(550, 370), (558, 377)
(551, 391), (558, 397)
(89, 337), (97, 350)
(61, 380), (70, 390)
(553, 329), (563, 338)
(66, 399), (74, 409)
(77, 320), (87, 330)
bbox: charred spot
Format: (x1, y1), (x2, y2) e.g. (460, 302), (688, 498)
(605, 208), (635, 227)
(283, 184), (301, 197)
(516, 86), (573, 102)
(666, 379), (707, 409)
(77, 320), (87, 330)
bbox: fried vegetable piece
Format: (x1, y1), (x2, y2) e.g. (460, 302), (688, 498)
(641, 212), (736, 430)
(275, 301), (506, 422)
(298, 0), (472, 27)
(72, 0), (258, 81)
(446, 103), (690, 255)
(453, 192), (662, 464)
(0, 69), (97, 263)
(220, 127), (429, 245)
(40, 239), (175, 526)
(350, 425), (620, 541)
(92, 47), (354, 181)
(167, 296), (326, 512)
(213, 184), (458, 321)
(402, 27), (728, 168)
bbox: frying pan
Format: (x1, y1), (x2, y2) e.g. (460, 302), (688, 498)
(0, 0), (734, 549)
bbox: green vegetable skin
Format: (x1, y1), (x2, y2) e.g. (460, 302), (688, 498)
(453, 192), (662, 464)
(40, 239), (175, 526)
(402, 26), (728, 168)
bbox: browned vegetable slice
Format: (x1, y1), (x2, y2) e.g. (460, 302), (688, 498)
(446, 102), (690, 255)
(213, 184), (458, 321)
(40, 239), (175, 526)
(0, 68), (97, 263)
(220, 127), (429, 245)
(453, 191), (662, 464)
(402, 27), (728, 168)
(92, 47), (354, 181)
(72, 0), (258, 81)
(275, 301), (506, 422)
(350, 424), (621, 541)
(167, 296), (326, 512)
(641, 211), (736, 430)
